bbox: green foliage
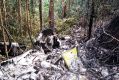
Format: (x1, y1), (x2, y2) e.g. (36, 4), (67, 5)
(54, 0), (62, 18)
(1, 0), (87, 44)
(56, 17), (77, 34)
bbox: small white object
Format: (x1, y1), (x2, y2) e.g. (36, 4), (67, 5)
(101, 68), (109, 77)
(61, 45), (69, 49)
(41, 61), (51, 68)
(11, 42), (19, 47)
(0, 71), (3, 78)
(22, 74), (30, 79)
(79, 75), (88, 80)
(36, 33), (43, 41)
(30, 72), (37, 80)
(80, 67), (86, 73)
(41, 61), (61, 70)
(64, 36), (71, 40)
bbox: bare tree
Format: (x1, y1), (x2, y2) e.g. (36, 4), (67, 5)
(31, 0), (35, 18)
(49, 0), (54, 31)
(62, 0), (67, 18)
(39, 0), (42, 31)
(26, 0), (34, 47)
(68, 0), (70, 10)
(87, 0), (95, 40)
(0, 0), (8, 58)
(18, 0), (22, 35)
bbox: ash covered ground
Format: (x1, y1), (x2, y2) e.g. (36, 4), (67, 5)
(0, 17), (119, 80)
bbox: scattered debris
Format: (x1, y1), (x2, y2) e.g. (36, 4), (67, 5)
(84, 16), (119, 80)
(62, 47), (79, 72)
(0, 17), (119, 80)
(0, 42), (26, 57)
(34, 29), (60, 54)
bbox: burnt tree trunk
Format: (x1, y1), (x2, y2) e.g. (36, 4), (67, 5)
(39, 0), (42, 31)
(49, 0), (54, 31)
(87, 0), (95, 40)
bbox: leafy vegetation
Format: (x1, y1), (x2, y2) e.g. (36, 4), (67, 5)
(0, 0), (119, 46)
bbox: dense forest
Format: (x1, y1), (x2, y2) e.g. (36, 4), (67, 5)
(0, 0), (119, 80)
(1, 0), (119, 44)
